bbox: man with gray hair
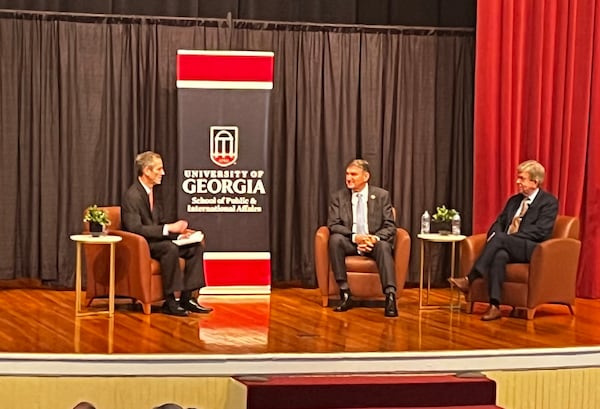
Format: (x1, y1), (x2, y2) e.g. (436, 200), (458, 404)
(122, 151), (212, 316)
(450, 159), (558, 321)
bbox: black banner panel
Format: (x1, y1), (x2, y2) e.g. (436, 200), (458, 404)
(177, 50), (273, 294)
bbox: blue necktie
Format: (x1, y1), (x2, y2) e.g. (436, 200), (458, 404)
(356, 193), (367, 234)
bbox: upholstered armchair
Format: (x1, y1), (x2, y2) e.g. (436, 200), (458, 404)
(459, 215), (582, 319)
(82, 206), (184, 314)
(314, 214), (411, 307)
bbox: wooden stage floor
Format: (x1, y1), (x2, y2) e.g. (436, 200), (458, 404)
(1, 286), (599, 355)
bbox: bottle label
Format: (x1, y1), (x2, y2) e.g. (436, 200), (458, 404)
(452, 216), (461, 235)
(421, 215), (430, 234)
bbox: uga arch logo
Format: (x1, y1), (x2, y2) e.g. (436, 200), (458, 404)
(210, 126), (239, 167)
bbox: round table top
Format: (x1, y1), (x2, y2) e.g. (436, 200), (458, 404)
(70, 234), (122, 243)
(417, 233), (466, 242)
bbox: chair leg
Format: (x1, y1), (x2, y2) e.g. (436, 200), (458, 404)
(321, 296), (329, 307)
(526, 308), (536, 320)
(465, 301), (474, 314)
(142, 303), (152, 315)
(510, 307), (525, 319)
(567, 304), (575, 315)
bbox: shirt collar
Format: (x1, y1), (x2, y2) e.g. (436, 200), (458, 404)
(139, 177), (152, 195)
(525, 188), (539, 203)
(353, 184), (369, 198)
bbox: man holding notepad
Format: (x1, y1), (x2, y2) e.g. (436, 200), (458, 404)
(121, 151), (212, 316)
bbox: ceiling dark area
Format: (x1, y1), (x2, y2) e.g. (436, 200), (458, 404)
(0, 0), (476, 27)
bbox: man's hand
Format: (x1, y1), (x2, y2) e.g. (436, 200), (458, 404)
(167, 220), (188, 234)
(178, 228), (195, 239)
(356, 234), (377, 253)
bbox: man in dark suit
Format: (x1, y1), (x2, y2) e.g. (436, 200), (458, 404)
(121, 151), (212, 316)
(327, 159), (398, 317)
(450, 159), (558, 321)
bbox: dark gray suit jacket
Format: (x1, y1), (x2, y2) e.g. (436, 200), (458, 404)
(327, 185), (396, 244)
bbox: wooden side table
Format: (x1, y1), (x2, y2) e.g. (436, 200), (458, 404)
(417, 233), (466, 309)
(70, 234), (122, 317)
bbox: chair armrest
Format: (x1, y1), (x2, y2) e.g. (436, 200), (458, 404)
(314, 226), (331, 297)
(459, 233), (487, 277)
(528, 238), (582, 300)
(106, 229), (153, 289)
(393, 228), (411, 291)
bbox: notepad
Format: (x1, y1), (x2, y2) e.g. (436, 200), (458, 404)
(172, 230), (204, 246)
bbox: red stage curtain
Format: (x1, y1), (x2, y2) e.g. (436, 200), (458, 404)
(474, 0), (600, 297)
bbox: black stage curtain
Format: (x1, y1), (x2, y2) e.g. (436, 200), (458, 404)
(0, 10), (474, 288)
(0, 0), (476, 27)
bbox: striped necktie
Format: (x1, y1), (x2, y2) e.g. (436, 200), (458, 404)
(508, 197), (529, 234)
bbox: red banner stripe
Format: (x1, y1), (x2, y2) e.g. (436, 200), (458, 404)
(177, 54), (274, 83)
(204, 259), (271, 286)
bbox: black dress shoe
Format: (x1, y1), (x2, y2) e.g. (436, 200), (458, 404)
(161, 299), (189, 317)
(333, 290), (352, 312)
(181, 299), (213, 313)
(384, 293), (398, 317)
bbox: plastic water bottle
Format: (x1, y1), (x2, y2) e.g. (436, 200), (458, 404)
(421, 210), (430, 234)
(452, 213), (461, 235)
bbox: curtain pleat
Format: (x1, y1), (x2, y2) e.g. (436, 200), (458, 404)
(0, 11), (474, 288)
(474, 0), (600, 297)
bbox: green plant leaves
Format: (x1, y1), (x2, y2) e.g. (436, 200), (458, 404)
(83, 204), (110, 225)
(432, 204), (458, 222)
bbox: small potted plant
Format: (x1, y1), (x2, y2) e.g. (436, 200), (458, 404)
(432, 204), (458, 235)
(83, 205), (110, 236)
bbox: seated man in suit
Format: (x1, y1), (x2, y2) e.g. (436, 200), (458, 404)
(327, 159), (398, 317)
(121, 151), (212, 316)
(450, 159), (558, 321)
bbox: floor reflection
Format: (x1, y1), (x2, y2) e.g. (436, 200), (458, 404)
(198, 295), (270, 351)
(74, 316), (114, 353)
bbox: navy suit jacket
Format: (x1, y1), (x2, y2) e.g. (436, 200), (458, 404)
(121, 179), (178, 242)
(327, 185), (396, 244)
(487, 189), (558, 256)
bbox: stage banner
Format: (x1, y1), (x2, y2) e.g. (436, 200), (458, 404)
(176, 50), (274, 294)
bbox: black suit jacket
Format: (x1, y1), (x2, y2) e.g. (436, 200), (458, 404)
(121, 179), (178, 242)
(488, 189), (558, 255)
(327, 185), (396, 244)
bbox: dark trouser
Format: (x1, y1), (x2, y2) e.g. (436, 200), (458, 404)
(328, 233), (396, 292)
(471, 232), (534, 304)
(149, 240), (205, 296)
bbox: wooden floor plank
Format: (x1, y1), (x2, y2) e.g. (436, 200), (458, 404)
(0, 287), (598, 354)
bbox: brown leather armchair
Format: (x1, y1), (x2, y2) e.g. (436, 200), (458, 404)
(314, 214), (411, 307)
(459, 215), (582, 319)
(83, 206), (184, 314)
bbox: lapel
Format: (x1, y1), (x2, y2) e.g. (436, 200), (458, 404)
(521, 190), (543, 223)
(135, 179), (154, 221)
(367, 190), (377, 228)
(340, 189), (353, 227)
(510, 195), (522, 216)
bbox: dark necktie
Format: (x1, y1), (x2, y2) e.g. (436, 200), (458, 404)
(508, 197), (529, 234)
